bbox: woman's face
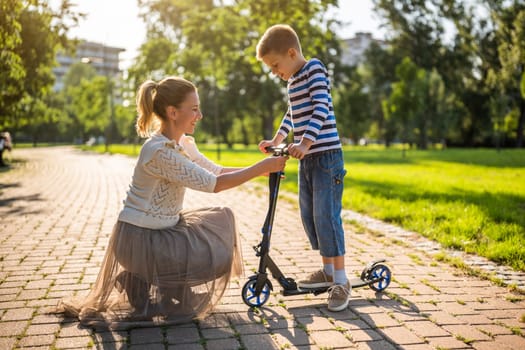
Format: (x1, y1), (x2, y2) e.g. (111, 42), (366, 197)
(174, 91), (202, 134)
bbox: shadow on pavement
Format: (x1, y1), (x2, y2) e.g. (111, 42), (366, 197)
(0, 192), (44, 215)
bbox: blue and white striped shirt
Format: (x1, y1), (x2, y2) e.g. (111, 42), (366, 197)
(278, 58), (341, 154)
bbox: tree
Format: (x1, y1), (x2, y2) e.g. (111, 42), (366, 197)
(361, 42), (401, 145)
(383, 57), (423, 154)
(333, 65), (371, 143)
(62, 62), (98, 142)
(131, 0), (342, 145)
(0, 0), (81, 140)
(371, 0), (524, 147)
(487, 3), (525, 147)
(0, 0), (25, 128)
(68, 76), (111, 141)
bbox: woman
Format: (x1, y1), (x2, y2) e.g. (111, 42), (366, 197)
(57, 76), (288, 328)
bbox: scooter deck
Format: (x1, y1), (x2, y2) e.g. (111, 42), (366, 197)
(282, 277), (374, 296)
(350, 277), (372, 288)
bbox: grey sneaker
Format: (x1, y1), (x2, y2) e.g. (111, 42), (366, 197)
(327, 281), (351, 312)
(298, 269), (334, 289)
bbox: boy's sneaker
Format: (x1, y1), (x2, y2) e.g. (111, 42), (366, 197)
(327, 281), (351, 312)
(298, 269), (334, 289)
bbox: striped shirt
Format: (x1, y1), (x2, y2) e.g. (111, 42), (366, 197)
(278, 58), (341, 154)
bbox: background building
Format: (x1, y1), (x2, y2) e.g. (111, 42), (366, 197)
(53, 40), (125, 91)
(341, 32), (388, 66)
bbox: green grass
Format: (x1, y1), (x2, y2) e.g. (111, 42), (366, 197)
(341, 148), (525, 271)
(81, 143), (525, 271)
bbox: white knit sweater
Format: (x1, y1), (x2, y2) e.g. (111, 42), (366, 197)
(118, 133), (223, 229)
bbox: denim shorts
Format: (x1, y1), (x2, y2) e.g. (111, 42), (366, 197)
(298, 149), (347, 257)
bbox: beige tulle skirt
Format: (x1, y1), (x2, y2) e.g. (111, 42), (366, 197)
(56, 207), (243, 329)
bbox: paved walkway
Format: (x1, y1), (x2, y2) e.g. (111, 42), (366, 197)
(1, 146), (524, 350)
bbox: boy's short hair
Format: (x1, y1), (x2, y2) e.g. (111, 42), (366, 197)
(256, 24), (302, 60)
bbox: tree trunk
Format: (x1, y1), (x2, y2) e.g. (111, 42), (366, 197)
(517, 97), (524, 148)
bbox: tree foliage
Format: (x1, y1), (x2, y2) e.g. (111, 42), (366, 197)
(0, 0), (81, 142)
(2, 0), (523, 149)
(130, 0), (341, 145)
(0, 0), (26, 126)
(371, 0), (524, 148)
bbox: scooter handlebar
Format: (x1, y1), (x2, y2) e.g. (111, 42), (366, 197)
(265, 144), (289, 156)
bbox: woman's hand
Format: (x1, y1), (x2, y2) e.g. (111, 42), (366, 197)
(261, 154), (289, 174)
(213, 154), (288, 192)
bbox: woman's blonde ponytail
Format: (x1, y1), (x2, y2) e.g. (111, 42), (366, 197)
(135, 80), (159, 138)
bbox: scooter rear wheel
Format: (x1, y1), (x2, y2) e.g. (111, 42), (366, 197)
(242, 278), (271, 307)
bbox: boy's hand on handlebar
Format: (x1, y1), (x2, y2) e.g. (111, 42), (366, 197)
(287, 142), (309, 160)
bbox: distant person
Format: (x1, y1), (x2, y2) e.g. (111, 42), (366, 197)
(56, 76), (288, 328)
(0, 131), (12, 167)
(256, 24), (350, 312)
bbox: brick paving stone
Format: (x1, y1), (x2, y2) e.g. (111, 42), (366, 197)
(263, 316), (295, 329)
(296, 315), (334, 331)
(379, 326), (427, 346)
(199, 313), (230, 328)
(166, 325), (201, 344)
(206, 337), (242, 350)
(201, 326), (235, 339)
(309, 329), (354, 348)
(2, 147), (525, 350)
(17, 288), (48, 301)
(1, 308), (34, 321)
(320, 307), (360, 320)
(25, 323), (61, 335)
(494, 334), (525, 349)
(404, 319), (451, 338)
(0, 301), (26, 310)
(27, 298), (60, 308)
(425, 310), (469, 325)
(400, 344), (435, 350)
(168, 344), (205, 350)
(129, 327), (164, 344)
(474, 323), (514, 336)
(91, 330), (127, 344)
(54, 335), (93, 349)
(334, 318), (371, 332)
(426, 335), (473, 349)
(0, 337), (17, 350)
(240, 333), (280, 350)
(17, 334), (55, 347)
(349, 328), (384, 342)
(234, 322), (269, 334)
(58, 324), (92, 338)
(126, 343), (165, 350)
(454, 314), (493, 326)
(443, 324), (493, 342)
(359, 312), (402, 328)
(356, 339), (398, 350)
(471, 340), (514, 350)
(271, 327), (311, 347)
(16, 346), (54, 350)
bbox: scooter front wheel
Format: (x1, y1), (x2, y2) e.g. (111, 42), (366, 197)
(242, 277), (271, 307)
(368, 263), (392, 292)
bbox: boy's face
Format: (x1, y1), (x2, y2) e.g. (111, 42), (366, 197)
(261, 48), (301, 81)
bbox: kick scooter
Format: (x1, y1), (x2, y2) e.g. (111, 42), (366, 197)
(241, 145), (392, 308)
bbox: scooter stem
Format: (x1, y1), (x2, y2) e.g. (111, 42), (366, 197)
(259, 171), (283, 255)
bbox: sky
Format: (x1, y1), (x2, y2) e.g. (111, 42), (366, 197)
(65, 1), (386, 70)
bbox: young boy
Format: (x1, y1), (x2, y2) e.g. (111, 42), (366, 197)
(256, 24), (350, 311)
